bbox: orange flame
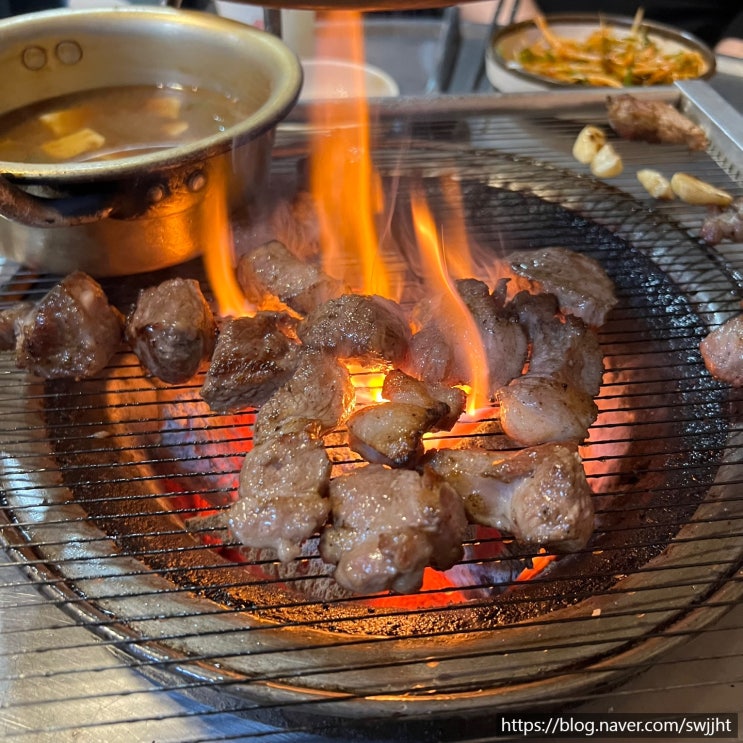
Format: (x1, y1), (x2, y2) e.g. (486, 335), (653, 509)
(202, 160), (253, 317)
(308, 11), (393, 299)
(410, 186), (490, 412)
(516, 550), (557, 582)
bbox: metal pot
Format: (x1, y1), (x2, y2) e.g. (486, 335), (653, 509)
(0, 7), (302, 276)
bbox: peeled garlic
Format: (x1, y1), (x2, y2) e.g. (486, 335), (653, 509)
(670, 173), (733, 207)
(590, 143), (623, 178)
(637, 169), (674, 200)
(572, 125), (607, 165)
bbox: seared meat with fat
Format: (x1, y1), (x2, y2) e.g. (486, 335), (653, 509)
(200, 312), (300, 413)
(427, 442), (595, 552)
(403, 280), (527, 393)
(506, 247), (617, 327)
(606, 94), (709, 151)
(236, 240), (347, 316)
(496, 375), (598, 447)
(253, 349), (356, 445)
(320, 465), (467, 594)
(382, 369), (466, 431)
(700, 198), (743, 246)
(0, 302), (33, 351)
(298, 293), (411, 368)
(125, 277), (216, 384)
(347, 401), (447, 468)
(15, 271), (123, 379)
(700, 313), (743, 387)
(512, 290), (604, 397)
(228, 432), (332, 562)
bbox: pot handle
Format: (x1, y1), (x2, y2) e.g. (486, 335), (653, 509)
(0, 174), (114, 228)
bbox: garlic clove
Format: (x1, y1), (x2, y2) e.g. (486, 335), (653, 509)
(637, 169), (674, 200)
(572, 125), (607, 165)
(589, 143), (623, 178)
(670, 173), (734, 207)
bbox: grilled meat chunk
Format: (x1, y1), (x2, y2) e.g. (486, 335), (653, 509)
(236, 240), (347, 316)
(427, 442), (595, 552)
(228, 432), (332, 562)
(0, 301), (33, 351)
(700, 313), (743, 387)
(606, 94), (709, 151)
(496, 375), (598, 447)
(347, 401), (447, 468)
(200, 312), (300, 413)
(700, 198), (743, 246)
(506, 247), (617, 327)
(15, 271), (123, 379)
(320, 464), (467, 594)
(382, 369), (466, 431)
(403, 279), (527, 393)
(513, 290), (604, 397)
(125, 278), (216, 384)
(253, 349), (356, 445)
(298, 293), (411, 368)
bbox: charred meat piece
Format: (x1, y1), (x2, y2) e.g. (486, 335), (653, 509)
(496, 375), (598, 447)
(15, 271), (123, 379)
(347, 401), (448, 468)
(200, 312), (300, 413)
(606, 94), (709, 151)
(700, 198), (743, 246)
(228, 432), (332, 562)
(506, 246), (617, 327)
(512, 290), (604, 397)
(700, 313), (743, 387)
(427, 442), (594, 553)
(382, 369), (466, 431)
(298, 293), (411, 368)
(457, 278), (529, 391)
(319, 465), (467, 594)
(236, 240), (348, 316)
(125, 278), (216, 384)
(403, 280), (527, 393)
(253, 349), (356, 445)
(0, 301), (33, 351)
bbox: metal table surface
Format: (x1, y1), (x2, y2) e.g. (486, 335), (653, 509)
(2, 7), (743, 743)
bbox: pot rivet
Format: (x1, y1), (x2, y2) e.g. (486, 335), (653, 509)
(147, 185), (166, 203)
(55, 41), (83, 66)
(187, 171), (207, 192)
(21, 46), (47, 71)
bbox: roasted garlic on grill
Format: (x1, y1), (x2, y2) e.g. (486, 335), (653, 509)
(572, 125), (607, 165)
(637, 169), (674, 200)
(670, 173), (734, 207)
(589, 143), (623, 178)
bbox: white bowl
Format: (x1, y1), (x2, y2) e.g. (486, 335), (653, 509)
(300, 58), (400, 101)
(486, 13), (715, 93)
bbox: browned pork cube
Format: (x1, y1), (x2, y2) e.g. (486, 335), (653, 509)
(15, 271), (123, 379)
(126, 277), (216, 384)
(200, 312), (300, 413)
(320, 464), (467, 595)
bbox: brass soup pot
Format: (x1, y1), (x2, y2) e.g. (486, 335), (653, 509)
(0, 7), (302, 276)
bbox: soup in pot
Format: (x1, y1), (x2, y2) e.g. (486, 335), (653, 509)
(0, 83), (258, 163)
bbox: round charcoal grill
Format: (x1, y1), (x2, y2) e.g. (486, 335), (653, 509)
(1, 143), (742, 739)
